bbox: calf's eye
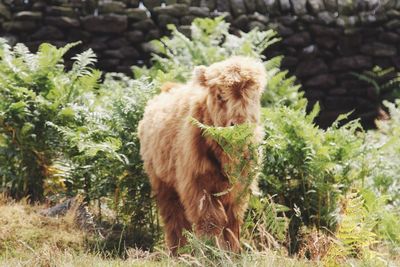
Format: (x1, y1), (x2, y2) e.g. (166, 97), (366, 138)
(217, 94), (224, 102)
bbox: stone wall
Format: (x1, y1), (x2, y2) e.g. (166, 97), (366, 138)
(1, 0), (400, 127)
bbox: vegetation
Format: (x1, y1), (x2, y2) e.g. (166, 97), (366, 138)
(0, 197), (311, 267)
(0, 41), (159, 251)
(0, 17), (400, 266)
(353, 66), (400, 103)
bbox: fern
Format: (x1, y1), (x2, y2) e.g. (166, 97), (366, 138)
(191, 118), (260, 199)
(353, 66), (400, 101)
(324, 191), (385, 266)
(259, 104), (366, 254)
(0, 39), (100, 201)
(362, 189), (400, 246)
(191, 118), (256, 157)
(262, 56), (305, 109)
(71, 48), (97, 77)
(36, 42), (80, 72)
(359, 100), (400, 250)
(135, 17), (302, 111)
(191, 117), (290, 250)
(13, 43), (38, 72)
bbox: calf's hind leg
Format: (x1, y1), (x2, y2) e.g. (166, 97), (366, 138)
(154, 180), (191, 254)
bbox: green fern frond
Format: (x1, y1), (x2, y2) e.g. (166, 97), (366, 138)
(324, 191), (384, 265)
(37, 41), (80, 71)
(13, 43), (37, 72)
(191, 117), (256, 155)
(353, 66), (400, 98)
(190, 118), (260, 199)
(71, 48), (97, 77)
(262, 61), (305, 109)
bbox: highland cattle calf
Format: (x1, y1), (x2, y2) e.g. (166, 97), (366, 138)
(138, 56), (266, 254)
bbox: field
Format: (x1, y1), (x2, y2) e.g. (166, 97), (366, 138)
(1, 17), (400, 266)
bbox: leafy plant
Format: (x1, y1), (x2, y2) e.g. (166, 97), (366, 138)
(353, 66), (400, 102)
(262, 56), (305, 109)
(46, 73), (160, 250)
(0, 40), (100, 201)
(191, 118), (259, 199)
(133, 16), (304, 109)
(359, 100), (400, 248)
(0, 39), (160, 249)
(259, 104), (365, 252)
(324, 191), (386, 266)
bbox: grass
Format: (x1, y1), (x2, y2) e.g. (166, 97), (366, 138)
(0, 195), (314, 267)
(0, 196), (86, 260)
(2, 196), (398, 267)
(0, 248), (313, 267)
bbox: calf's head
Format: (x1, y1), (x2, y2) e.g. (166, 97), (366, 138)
(194, 56), (266, 127)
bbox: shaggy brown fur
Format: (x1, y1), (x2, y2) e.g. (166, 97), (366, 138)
(138, 56), (266, 254)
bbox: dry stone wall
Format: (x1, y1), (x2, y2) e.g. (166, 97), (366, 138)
(1, 0), (400, 127)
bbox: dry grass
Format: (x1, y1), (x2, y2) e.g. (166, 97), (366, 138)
(0, 195), (87, 261)
(1, 195), (399, 267)
(0, 195), (314, 266)
(0, 247), (313, 267)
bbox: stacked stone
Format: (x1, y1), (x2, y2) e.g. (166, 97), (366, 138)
(1, 0), (154, 73)
(1, 0), (400, 127)
(256, 0), (400, 127)
(81, 0), (144, 72)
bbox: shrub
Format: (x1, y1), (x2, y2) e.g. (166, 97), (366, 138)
(259, 105), (365, 251)
(48, 73), (159, 249)
(0, 41), (101, 201)
(360, 100), (400, 247)
(365, 100), (400, 206)
(0, 40), (160, 249)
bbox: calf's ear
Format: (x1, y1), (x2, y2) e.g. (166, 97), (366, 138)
(193, 65), (207, 87)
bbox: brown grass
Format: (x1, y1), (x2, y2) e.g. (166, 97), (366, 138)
(0, 195), (86, 261)
(0, 195), (314, 266)
(14, 195), (400, 266)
